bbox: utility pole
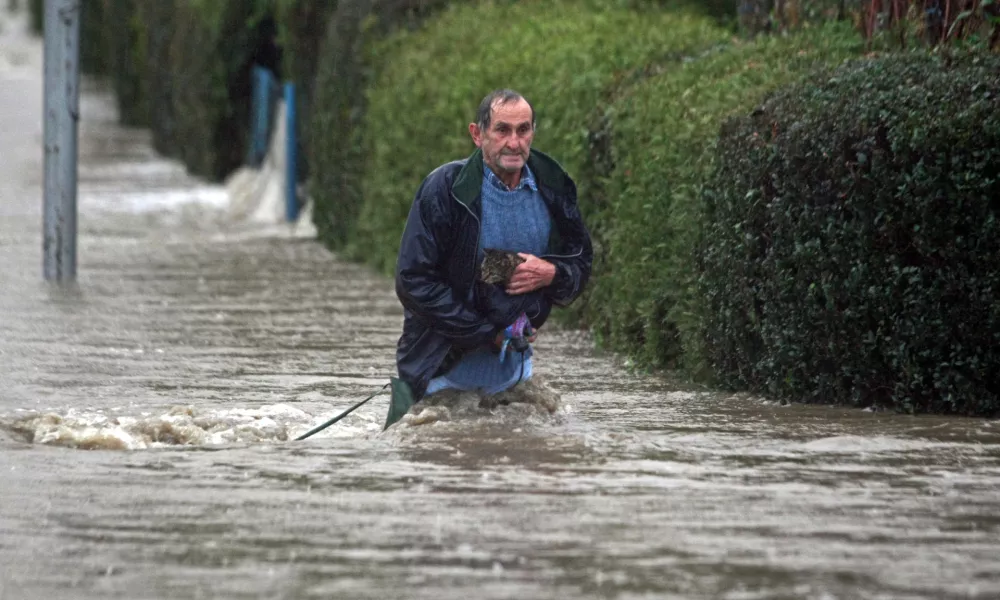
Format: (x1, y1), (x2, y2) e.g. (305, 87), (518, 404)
(42, 0), (80, 282)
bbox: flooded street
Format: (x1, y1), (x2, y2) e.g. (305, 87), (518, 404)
(3, 9), (1000, 600)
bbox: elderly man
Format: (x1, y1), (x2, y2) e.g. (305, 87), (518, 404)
(385, 89), (592, 428)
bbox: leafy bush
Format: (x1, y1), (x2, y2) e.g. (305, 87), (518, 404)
(26, 0), (106, 75)
(135, 0), (178, 155)
(738, 0), (853, 36)
(309, 0), (461, 250)
(275, 0), (339, 181)
(631, 0), (741, 22)
(81, 0), (107, 75)
(700, 52), (1000, 415)
(737, 0), (1000, 50)
(339, 0), (727, 273)
(856, 0), (1000, 51)
(103, 0), (146, 126)
(166, 0), (277, 181)
(95, 0), (328, 178)
(588, 23), (861, 376)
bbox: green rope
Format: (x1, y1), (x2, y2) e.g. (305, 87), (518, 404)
(294, 383), (391, 441)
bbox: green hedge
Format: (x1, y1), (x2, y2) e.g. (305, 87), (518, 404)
(276, 0), (339, 181)
(333, 0), (727, 274)
(29, 0), (153, 128)
(309, 0), (461, 250)
(700, 52), (1000, 416)
(626, 0), (740, 22)
(27, 0), (106, 75)
(27, 0), (41, 34)
(166, 0), (273, 181)
(78, 0), (315, 181)
(586, 23), (861, 376)
(135, 0), (178, 156)
(102, 0), (146, 126)
(81, 0), (107, 75)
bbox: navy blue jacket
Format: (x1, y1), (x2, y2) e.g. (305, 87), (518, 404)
(394, 148), (593, 399)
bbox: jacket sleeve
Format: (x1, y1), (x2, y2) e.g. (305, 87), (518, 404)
(544, 187), (594, 307)
(395, 181), (498, 350)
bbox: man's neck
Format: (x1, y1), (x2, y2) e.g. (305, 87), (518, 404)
(487, 163), (521, 190)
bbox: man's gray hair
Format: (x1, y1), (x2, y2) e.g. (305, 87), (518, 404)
(475, 89), (536, 131)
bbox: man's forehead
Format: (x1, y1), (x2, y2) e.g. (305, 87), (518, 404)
(491, 99), (532, 124)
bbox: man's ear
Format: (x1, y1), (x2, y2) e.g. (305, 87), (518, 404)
(469, 123), (483, 148)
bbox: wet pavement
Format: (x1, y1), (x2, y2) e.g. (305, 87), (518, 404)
(2, 7), (1000, 600)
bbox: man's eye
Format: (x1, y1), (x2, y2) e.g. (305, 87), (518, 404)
(518, 126), (530, 135)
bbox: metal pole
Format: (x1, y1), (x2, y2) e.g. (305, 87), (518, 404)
(42, 0), (80, 282)
(284, 82), (298, 223)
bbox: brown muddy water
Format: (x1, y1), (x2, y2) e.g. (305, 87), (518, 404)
(2, 9), (1000, 600)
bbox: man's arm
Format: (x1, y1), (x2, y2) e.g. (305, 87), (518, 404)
(395, 185), (498, 350)
(508, 196), (593, 307)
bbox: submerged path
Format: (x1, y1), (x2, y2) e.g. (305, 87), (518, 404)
(1, 7), (999, 599)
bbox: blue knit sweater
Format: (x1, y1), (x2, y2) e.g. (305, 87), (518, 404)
(425, 162), (552, 396)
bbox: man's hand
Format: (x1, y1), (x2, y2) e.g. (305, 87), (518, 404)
(506, 253), (556, 295)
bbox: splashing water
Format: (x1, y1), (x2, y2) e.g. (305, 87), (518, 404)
(9, 404), (314, 450)
(6, 377), (570, 450)
(398, 376), (564, 428)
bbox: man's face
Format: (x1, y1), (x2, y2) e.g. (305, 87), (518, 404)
(470, 98), (535, 176)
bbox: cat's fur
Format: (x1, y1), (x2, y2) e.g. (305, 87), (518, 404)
(479, 248), (525, 285)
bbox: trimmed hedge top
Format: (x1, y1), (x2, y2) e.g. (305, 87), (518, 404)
(700, 52), (1000, 416)
(345, 0), (728, 272)
(308, 0), (460, 249)
(587, 23), (862, 375)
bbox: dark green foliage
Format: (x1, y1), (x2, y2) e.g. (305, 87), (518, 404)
(857, 0), (1000, 51)
(136, 0), (179, 156)
(308, 0), (459, 248)
(26, 0), (106, 74)
(587, 24), (860, 376)
(80, 0), (107, 75)
(626, 0), (740, 22)
(167, 1), (270, 181)
(102, 0), (147, 126)
(737, 0), (851, 37)
(28, 0), (41, 34)
(337, 0), (726, 274)
(79, 0), (291, 180)
(275, 0), (339, 181)
(700, 52), (1000, 415)
(309, 0), (374, 248)
(41, 0), (345, 184)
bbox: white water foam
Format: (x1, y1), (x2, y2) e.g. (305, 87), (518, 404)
(9, 404), (320, 450)
(6, 376), (570, 450)
(81, 187), (231, 214)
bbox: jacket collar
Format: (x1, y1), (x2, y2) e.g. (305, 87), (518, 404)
(451, 148), (574, 211)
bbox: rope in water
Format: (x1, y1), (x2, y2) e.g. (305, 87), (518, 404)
(294, 382), (391, 441)
(297, 316), (533, 440)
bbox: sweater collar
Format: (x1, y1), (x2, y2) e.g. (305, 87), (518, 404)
(483, 161), (538, 192)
